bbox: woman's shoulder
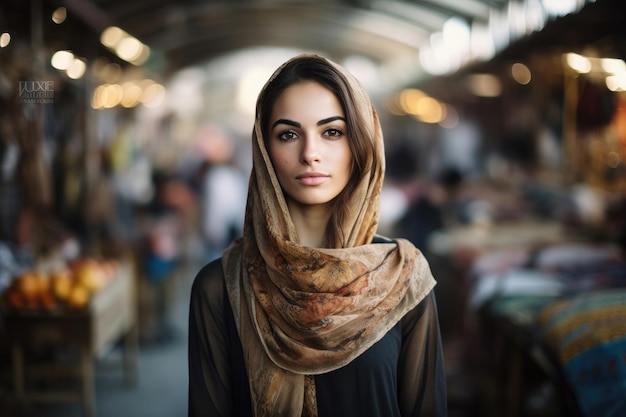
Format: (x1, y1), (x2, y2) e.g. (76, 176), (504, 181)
(190, 258), (226, 310)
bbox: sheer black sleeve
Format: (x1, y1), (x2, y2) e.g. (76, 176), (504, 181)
(188, 259), (233, 417)
(398, 291), (448, 417)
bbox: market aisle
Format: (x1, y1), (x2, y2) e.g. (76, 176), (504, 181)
(95, 269), (191, 417)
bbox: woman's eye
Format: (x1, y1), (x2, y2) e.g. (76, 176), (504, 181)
(324, 128), (344, 137)
(278, 130), (298, 141)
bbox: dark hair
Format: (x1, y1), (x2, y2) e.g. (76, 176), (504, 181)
(256, 56), (378, 247)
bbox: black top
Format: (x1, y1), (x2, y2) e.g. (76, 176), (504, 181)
(188, 249), (448, 417)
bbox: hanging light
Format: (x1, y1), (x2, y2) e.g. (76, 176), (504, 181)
(100, 26), (151, 66)
(52, 7), (67, 24)
(51, 50), (75, 70)
(0, 32), (11, 48)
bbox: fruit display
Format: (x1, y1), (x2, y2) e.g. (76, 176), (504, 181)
(2, 258), (119, 310)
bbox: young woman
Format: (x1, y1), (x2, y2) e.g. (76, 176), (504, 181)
(188, 54), (447, 417)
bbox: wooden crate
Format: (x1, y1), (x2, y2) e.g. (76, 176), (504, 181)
(2, 263), (138, 417)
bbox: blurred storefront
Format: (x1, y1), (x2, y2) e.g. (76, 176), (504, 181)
(1, 0), (625, 416)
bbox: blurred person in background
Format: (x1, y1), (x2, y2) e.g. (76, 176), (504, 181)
(194, 123), (247, 263)
(393, 167), (466, 254)
(188, 54), (447, 417)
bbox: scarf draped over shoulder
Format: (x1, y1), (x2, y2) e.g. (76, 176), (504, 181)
(222, 54), (436, 417)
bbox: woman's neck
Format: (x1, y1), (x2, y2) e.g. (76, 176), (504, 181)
(287, 200), (331, 248)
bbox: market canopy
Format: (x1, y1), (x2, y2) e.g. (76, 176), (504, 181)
(3, 0), (623, 84)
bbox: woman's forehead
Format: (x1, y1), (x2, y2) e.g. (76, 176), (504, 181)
(271, 81), (343, 118)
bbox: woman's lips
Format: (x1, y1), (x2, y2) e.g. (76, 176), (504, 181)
(296, 173), (329, 186)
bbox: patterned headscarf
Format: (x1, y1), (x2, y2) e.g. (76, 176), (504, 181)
(223, 54), (435, 416)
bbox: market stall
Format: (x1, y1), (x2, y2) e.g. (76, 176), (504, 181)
(432, 218), (626, 417)
(2, 257), (138, 417)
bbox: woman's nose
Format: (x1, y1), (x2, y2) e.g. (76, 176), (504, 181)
(300, 136), (321, 164)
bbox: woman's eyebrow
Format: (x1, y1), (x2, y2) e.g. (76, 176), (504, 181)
(272, 118), (300, 129)
(271, 116), (345, 130)
(317, 116), (346, 126)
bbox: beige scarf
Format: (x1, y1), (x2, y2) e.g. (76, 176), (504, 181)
(223, 54), (436, 417)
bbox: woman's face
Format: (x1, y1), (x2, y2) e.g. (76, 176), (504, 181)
(268, 81), (352, 209)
